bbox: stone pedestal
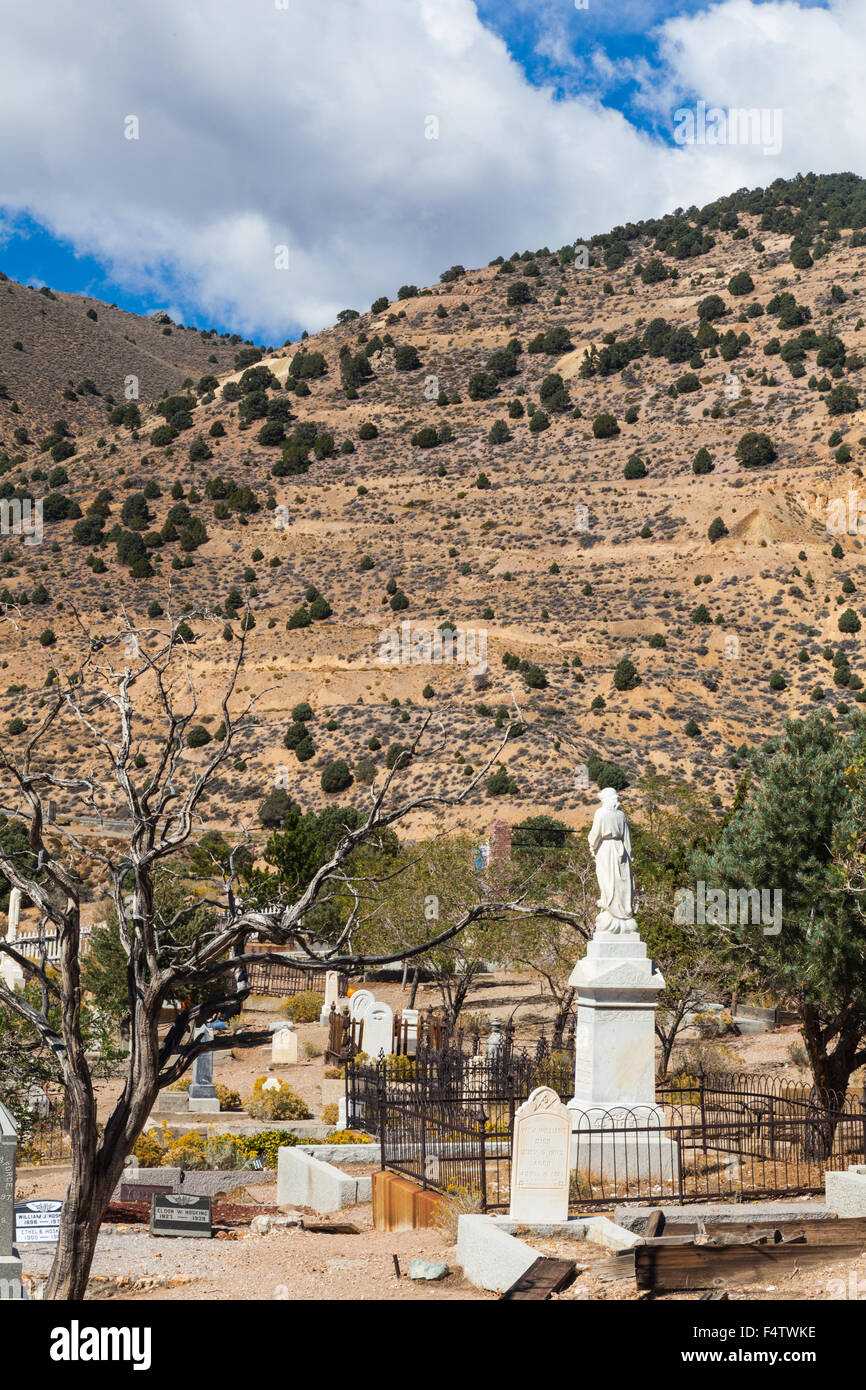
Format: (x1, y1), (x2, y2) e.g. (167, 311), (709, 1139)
(319, 971), (341, 1027)
(0, 1102), (23, 1300)
(0, 888), (25, 993)
(567, 932), (679, 1185)
(188, 1029), (220, 1114)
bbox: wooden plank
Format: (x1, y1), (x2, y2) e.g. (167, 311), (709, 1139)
(635, 1240), (862, 1292)
(301, 1220), (360, 1234)
(644, 1209), (665, 1239)
(656, 1218), (866, 1247)
(500, 1256), (577, 1300)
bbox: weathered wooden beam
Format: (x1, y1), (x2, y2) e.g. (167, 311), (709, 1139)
(500, 1256), (577, 1300)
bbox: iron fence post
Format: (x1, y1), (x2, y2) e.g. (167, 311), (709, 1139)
(698, 1062), (707, 1154)
(478, 1106), (488, 1212)
(377, 1074), (386, 1171)
(420, 1093), (427, 1191)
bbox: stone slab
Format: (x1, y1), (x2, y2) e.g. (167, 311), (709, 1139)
(825, 1169), (866, 1218)
(321, 1079), (344, 1107)
(188, 1097), (221, 1114)
(570, 1129), (680, 1184)
(112, 1168), (274, 1200)
(142, 1117), (339, 1138)
(152, 1092), (188, 1114)
(615, 1201), (835, 1233)
(297, 1144), (380, 1163)
(457, 1214), (538, 1293)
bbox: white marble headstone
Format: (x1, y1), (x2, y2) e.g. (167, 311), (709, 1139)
(363, 1001), (394, 1059)
(320, 970), (342, 1026)
(509, 1086), (570, 1224)
(348, 989), (374, 1022)
(272, 1026), (298, 1065)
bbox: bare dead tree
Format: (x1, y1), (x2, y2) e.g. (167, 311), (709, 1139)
(0, 607), (585, 1298)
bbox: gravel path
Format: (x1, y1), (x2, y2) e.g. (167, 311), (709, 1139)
(20, 1200), (489, 1301)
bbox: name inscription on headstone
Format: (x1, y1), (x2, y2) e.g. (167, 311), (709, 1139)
(515, 1117), (569, 1189)
(14, 1200), (63, 1244)
(150, 1193), (213, 1239)
(509, 1086), (571, 1223)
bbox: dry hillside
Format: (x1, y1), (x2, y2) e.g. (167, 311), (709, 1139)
(1, 172), (865, 846)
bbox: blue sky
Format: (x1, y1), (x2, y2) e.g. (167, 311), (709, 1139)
(0, 0), (847, 343)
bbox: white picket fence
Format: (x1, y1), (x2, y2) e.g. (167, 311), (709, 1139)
(11, 927), (94, 964)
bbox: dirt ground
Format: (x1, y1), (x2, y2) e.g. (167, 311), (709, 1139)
(83, 971), (818, 1131)
(15, 973), (863, 1301)
(19, 1179), (490, 1302)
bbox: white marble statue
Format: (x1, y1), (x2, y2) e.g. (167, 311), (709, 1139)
(588, 787), (636, 935)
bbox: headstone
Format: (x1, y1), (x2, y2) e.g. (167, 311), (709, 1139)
(400, 1007), (420, 1057)
(0, 1102), (23, 1298)
(319, 970), (341, 1026)
(188, 1028), (220, 1112)
(461, 1055), (488, 1103)
(149, 1193), (213, 1238)
(0, 889), (25, 991)
(119, 1182), (173, 1204)
(364, 1001), (393, 1059)
(6, 887), (20, 939)
(272, 1025), (298, 1065)
(349, 989), (375, 1052)
(154, 1091), (188, 1114)
(14, 1199), (63, 1245)
(348, 989), (374, 1022)
(509, 1087), (570, 1223)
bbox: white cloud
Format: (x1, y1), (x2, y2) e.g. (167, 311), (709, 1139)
(0, 0), (860, 338)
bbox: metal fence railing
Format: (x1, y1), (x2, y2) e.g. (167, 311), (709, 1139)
(351, 1053), (866, 1211)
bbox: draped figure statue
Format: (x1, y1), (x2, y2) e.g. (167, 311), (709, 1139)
(588, 787), (637, 935)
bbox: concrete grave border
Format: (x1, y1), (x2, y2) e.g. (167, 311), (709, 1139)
(277, 1147), (374, 1212)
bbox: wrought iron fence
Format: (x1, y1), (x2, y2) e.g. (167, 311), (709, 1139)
(355, 1051), (866, 1211)
(377, 1091), (512, 1211)
(345, 1029), (573, 1129)
(14, 1090), (70, 1164)
(569, 1088), (866, 1208)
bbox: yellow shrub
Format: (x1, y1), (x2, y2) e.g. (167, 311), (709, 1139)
(323, 1129), (372, 1145)
(216, 1083), (242, 1111)
(161, 1131), (209, 1170)
(245, 1081), (312, 1121)
(322, 1103), (339, 1125)
(132, 1128), (166, 1169)
(280, 990), (322, 1023)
